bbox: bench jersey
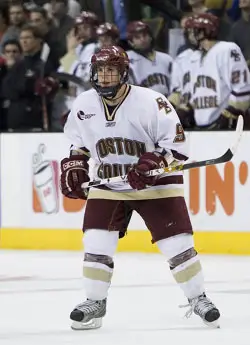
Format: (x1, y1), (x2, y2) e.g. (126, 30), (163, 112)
(127, 50), (173, 96)
(64, 85), (188, 197)
(169, 48), (196, 107)
(189, 41), (250, 127)
(58, 42), (96, 110)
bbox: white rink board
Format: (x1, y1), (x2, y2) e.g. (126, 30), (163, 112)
(1, 131), (249, 231)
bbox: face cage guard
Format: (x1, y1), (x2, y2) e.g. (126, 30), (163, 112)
(90, 64), (129, 98)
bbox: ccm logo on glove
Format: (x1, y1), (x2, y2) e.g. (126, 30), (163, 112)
(63, 160), (84, 170)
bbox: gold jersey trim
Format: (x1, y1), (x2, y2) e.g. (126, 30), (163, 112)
(101, 85), (131, 122)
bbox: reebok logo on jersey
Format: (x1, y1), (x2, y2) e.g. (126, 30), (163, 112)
(106, 122), (116, 127)
(77, 110), (95, 120)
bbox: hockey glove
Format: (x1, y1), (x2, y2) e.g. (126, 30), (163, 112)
(127, 152), (168, 190)
(35, 77), (59, 97)
(216, 106), (242, 129)
(60, 155), (90, 199)
(177, 104), (195, 129)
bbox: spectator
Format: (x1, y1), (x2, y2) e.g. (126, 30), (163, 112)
(79, 0), (183, 50)
(67, 0), (81, 18)
(227, 0), (241, 22)
(30, 6), (63, 69)
(0, 3), (9, 43)
(50, 0), (75, 55)
(96, 22), (120, 49)
(2, 25), (58, 131)
(188, 0), (208, 14)
(229, 0), (250, 67)
(183, 0), (231, 42)
(44, 0), (81, 19)
(0, 1), (27, 51)
(0, 39), (22, 131)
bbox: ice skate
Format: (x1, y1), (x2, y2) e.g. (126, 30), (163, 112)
(70, 299), (107, 330)
(181, 293), (220, 328)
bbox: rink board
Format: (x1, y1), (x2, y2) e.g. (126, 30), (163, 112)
(1, 132), (250, 254)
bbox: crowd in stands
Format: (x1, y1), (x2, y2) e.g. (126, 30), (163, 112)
(0, 0), (249, 132)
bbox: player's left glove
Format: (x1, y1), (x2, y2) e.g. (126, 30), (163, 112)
(127, 152), (168, 190)
(216, 106), (242, 129)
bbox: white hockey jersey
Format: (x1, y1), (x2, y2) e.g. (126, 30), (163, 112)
(59, 42), (96, 110)
(189, 41), (250, 127)
(127, 50), (173, 96)
(170, 48), (195, 105)
(64, 85), (188, 195)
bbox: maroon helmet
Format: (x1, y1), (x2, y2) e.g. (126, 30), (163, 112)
(74, 11), (99, 40)
(79, 11), (99, 27)
(126, 21), (152, 42)
(96, 23), (120, 40)
(190, 13), (219, 40)
(183, 16), (195, 30)
(90, 46), (129, 98)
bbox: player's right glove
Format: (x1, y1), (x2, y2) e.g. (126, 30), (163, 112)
(177, 104), (195, 129)
(60, 156), (90, 200)
(127, 152), (168, 190)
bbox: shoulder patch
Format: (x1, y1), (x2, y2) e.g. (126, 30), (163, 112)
(230, 49), (241, 62)
(156, 97), (172, 114)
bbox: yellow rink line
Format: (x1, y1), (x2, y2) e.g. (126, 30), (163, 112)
(0, 228), (250, 254)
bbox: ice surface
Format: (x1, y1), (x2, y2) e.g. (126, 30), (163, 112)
(0, 250), (250, 345)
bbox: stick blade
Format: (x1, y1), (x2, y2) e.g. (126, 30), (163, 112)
(230, 114), (244, 155)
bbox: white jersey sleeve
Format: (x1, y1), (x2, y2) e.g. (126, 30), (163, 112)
(151, 95), (189, 162)
(221, 43), (250, 113)
(64, 102), (90, 157)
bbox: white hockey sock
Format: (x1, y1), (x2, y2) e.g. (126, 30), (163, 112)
(169, 254), (205, 299)
(83, 229), (119, 301)
(157, 234), (205, 300)
(83, 254), (114, 300)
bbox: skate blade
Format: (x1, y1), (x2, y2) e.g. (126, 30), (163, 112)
(71, 317), (102, 330)
(203, 319), (220, 329)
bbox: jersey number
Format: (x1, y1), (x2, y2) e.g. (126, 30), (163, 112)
(174, 123), (186, 143)
(231, 69), (248, 84)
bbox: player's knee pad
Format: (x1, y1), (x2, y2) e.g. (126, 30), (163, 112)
(83, 229), (119, 257)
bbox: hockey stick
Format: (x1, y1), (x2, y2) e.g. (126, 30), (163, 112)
(40, 43), (50, 131)
(50, 71), (91, 90)
(81, 115), (244, 189)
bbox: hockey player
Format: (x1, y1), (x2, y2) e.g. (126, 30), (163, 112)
(96, 23), (120, 50)
(177, 13), (250, 129)
(58, 11), (99, 115)
(60, 46), (220, 330)
(169, 15), (198, 109)
(126, 21), (173, 96)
